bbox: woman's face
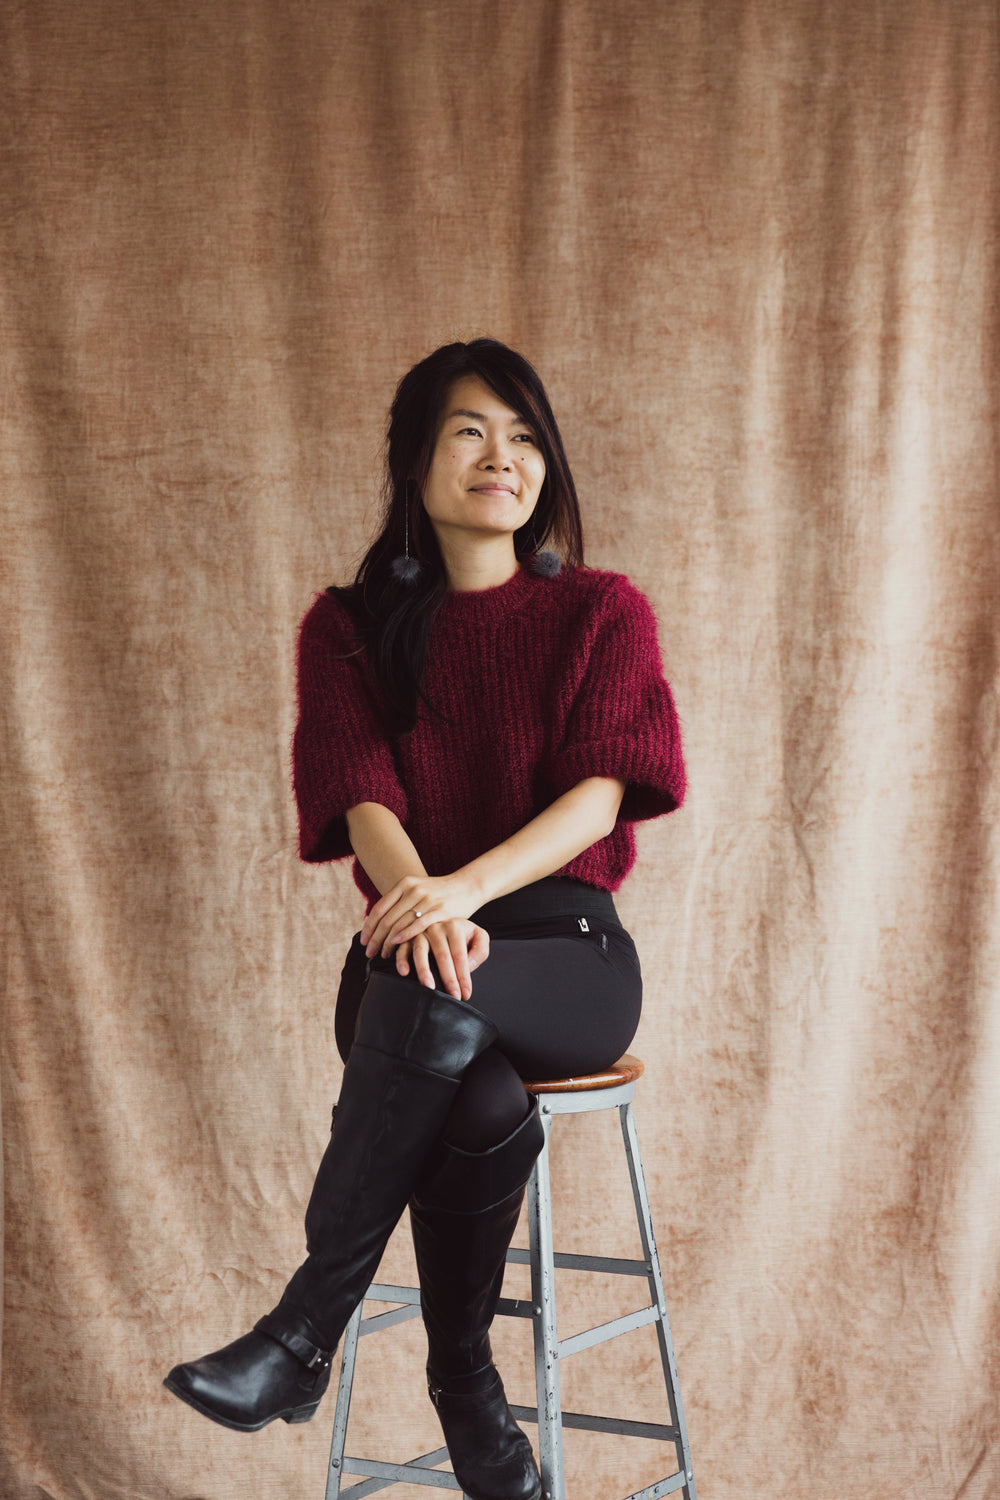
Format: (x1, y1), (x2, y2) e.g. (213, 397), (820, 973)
(420, 375), (546, 550)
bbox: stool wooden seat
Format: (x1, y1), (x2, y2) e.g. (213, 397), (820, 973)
(324, 1056), (697, 1500)
(525, 1053), (644, 1094)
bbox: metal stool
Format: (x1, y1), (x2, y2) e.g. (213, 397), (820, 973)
(324, 1055), (697, 1500)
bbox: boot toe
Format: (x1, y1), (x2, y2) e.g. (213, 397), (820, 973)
(164, 1330), (329, 1431)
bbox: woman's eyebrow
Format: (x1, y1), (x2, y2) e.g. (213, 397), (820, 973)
(447, 407), (534, 427)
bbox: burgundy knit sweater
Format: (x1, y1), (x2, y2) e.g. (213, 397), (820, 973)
(292, 564), (685, 908)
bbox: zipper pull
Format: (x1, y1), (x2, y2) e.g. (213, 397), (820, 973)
(577, 917), (590, 932)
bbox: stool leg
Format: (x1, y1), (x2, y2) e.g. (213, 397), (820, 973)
(324, 1297), (363, 1500)
(527, 1105), (565, 1500)
(619, 1103), (697, 1500)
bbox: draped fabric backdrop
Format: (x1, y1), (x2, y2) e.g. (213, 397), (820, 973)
(2, 2), (998, 1497)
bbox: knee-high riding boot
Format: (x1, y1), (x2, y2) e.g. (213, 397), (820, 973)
(163, 971), (498, 1432)
(409, 1101), (545, 1500)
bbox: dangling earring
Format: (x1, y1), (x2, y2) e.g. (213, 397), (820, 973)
(529, 549), (562, 577)
(391, 480), (424, 584)
(522, 516), (561, 578)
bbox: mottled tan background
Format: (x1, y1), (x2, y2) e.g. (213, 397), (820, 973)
(2, 2), (998, 1497)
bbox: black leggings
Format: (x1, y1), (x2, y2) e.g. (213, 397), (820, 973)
(334, 878), (643, 1153)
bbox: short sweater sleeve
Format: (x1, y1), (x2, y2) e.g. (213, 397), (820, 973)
(292, 593), (408, 863)
(550, 574), (685, 822)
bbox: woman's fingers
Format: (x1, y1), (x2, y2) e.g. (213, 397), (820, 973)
(467, 924), (490, 970)
(360, 884), (401, 947)
(363, 873), (479, 957)
(366, 887), (450, 957)
(442, 924), (486, 999)
(432, 927), (472, 1001)
(361, 876), (425, 950)
(404, 921), (475, 1001)
(364, 897), (406, 955)
(378, 913), (488, 1002)
(381, 900), (444, 955)
(369, 901), (427, 958)
(411, 932), (447, 995)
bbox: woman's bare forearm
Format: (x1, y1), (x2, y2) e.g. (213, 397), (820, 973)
(459, 776), (626, 909)
(348, 776), (625, 917)
(344, 802), (427, 896)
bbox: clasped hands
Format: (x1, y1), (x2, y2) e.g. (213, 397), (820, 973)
(360, 873), (489, 1003)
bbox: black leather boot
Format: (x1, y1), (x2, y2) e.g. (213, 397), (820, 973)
(429, 1369), (541, 1500)
(164, 971), (498, 1431)
(161, 1307), (334, 1431)
(410, 1101), (545, 1500)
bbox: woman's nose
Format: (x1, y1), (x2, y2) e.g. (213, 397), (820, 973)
(480, 440), (513, 470)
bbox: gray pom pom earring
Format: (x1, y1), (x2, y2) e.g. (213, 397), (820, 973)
(528, 549), (562, 578)
(522, 520), (561, 578)
(391, 481), (424, 584)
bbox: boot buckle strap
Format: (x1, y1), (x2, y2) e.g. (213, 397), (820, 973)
(254, 1313), (331, 1372)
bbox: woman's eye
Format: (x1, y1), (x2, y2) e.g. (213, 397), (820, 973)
(514, 432), (536, 444)
(459, 426), (483, 437)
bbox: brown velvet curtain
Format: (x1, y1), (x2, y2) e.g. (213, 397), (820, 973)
(2, 2), (998, 1496)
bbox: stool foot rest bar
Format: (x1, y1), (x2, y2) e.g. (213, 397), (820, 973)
(324, 1057), (696, 1500)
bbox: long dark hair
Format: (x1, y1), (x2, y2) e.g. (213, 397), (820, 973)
(333, 339), (584, 734)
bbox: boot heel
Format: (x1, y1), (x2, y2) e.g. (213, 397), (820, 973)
(282, 1403), (320, 1424)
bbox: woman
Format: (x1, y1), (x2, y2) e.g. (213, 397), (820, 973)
(164, 339), (685, 1500)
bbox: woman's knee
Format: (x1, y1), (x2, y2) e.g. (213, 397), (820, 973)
(441, 1048), (529, 1153)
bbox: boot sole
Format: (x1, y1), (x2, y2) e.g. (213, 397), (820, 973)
(162, 1375), (320, 1432)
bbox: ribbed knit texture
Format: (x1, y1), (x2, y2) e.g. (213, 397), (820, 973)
(292, 565), (685, 908)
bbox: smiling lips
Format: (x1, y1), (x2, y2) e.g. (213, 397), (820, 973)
(469, 482), (517, 495)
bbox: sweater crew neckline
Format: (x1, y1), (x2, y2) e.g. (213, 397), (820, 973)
(437, 563), (538, 627)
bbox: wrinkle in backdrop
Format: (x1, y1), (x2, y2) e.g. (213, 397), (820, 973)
(1, 2), (998, 1497)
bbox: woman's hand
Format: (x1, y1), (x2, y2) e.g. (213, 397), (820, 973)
(361, 873), (488, 1000)
(361, 872), (481, 955)
(350, 777), (626, 1001)
(391, 921), (490, 1001)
